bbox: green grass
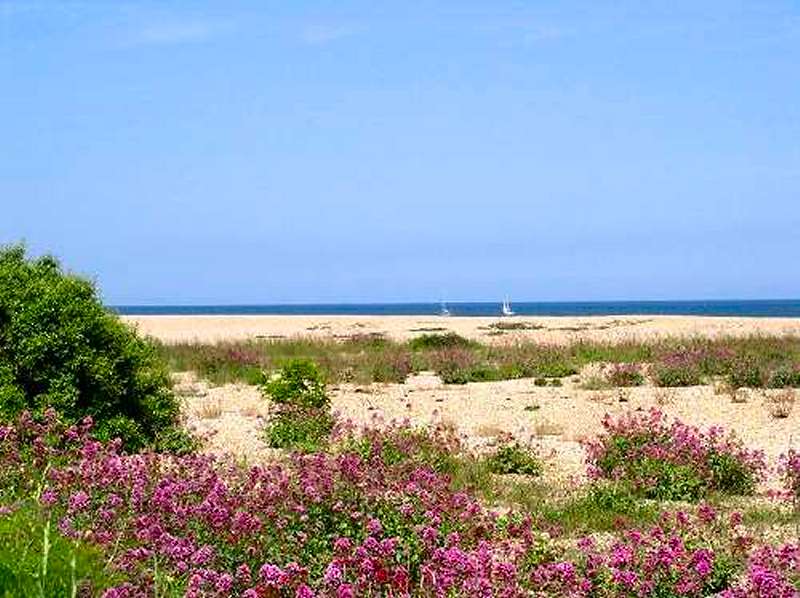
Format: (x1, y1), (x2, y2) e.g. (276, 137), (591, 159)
(0, 502), (118, 597)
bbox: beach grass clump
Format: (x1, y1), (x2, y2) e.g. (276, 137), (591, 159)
(725, 356), (767, 389)
(532, 481), (660, 534)
(368, 349), (413, 383)
(0, 244), (187, 452)
(426, 347), (499, 384)
(0, 501), (119, 596)
(585, 409), (766, 501)
(262, 359), (333, 452)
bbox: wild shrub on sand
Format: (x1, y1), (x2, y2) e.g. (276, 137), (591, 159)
(262, 359), (333, 451)
(409, 332), (474, 351)
(651, 351), (703, 387)
(768, 366), (800, 389)
(368, 349), (413, 383)
(605, 363), (645, 387)
(584, 409), (765, 501)
(428, 347), (488, 384)
(726, 356), (767, 389)
(0, 244), (187, 452)
(486, 443), (541, 476)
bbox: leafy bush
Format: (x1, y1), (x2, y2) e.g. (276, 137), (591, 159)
(0, 244), (184, 451)
(262, 359), (327, 409)
(522, 357), (577, 378)
(486, 443), (541, 476)
(428, 347), (481, 384)
(584, 409), (765, 501)
(262, 359), (332, 451)
(265, 409), (335, 453)
(651, 353), (703, 387)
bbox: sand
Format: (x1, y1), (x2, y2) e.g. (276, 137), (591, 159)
(178, 370), (800, 489)
(125, 314), (800, 345)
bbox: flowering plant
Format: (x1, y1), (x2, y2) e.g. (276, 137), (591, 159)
(584, 409), (766, 501)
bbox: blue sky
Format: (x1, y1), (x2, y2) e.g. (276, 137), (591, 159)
(2, 1), (799, 304)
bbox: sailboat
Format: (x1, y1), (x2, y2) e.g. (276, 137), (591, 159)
(501, 297), (515, 317)
(439, 300), (452, 317)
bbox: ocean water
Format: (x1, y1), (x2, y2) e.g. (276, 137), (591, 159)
(113, 300), (800, 318)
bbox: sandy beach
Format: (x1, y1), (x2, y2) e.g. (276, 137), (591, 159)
(125, 314), (800, 345)
(155, 314), (800, 491)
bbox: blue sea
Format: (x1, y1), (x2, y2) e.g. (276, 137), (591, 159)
(113, 300), (800, 318)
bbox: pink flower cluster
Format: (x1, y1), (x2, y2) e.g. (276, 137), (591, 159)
(779, 449), (800, 501)
(722, 543), (800, 598)
(0, 411), (535, 596)
(530, 506), (750, 597)
(3, 410), (800, 596)
(584, 408), (766, 497)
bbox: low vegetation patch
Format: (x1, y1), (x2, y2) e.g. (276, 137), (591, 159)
(156, 331), (800, 392)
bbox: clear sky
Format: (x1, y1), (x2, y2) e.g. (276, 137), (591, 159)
(2, 1), (799, 304)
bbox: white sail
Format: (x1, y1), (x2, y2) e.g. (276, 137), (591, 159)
(501, 297), (514, 316)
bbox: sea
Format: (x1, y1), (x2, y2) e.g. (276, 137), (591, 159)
(112, 300), (800, 318)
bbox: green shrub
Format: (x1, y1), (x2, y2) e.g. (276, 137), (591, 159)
(262, 359), (327, 409)
(586, 410), (765, 501)
(522, 358), (577, 378)
(0, 244), (184, 451)
(767, 367), (800, 388)
(265, 409), (335, 453)
(262, 359), (332, 451)
(486, 443), (541, 476)
(651, 364), (701, 387)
